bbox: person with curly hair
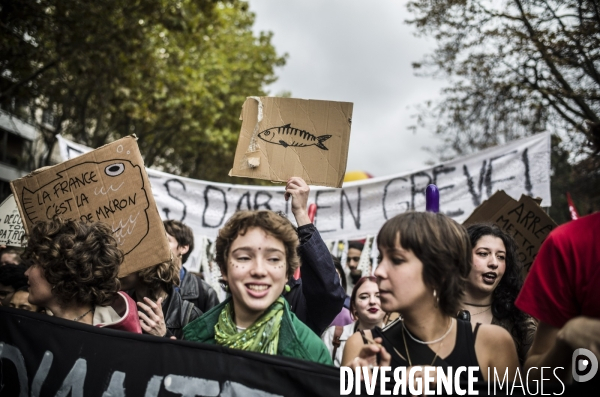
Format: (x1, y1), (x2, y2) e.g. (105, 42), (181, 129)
(461, 223), (537, 365)
(21, 218), (141, 332)
(183, 209), (331, 364)
(120, 255), (202, 339)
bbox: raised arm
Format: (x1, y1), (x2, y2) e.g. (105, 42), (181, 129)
(284, 177), (346, 335)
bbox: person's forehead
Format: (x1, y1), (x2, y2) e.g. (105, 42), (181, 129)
(1, 252), (18, 261)
(11, 290), (29, 302)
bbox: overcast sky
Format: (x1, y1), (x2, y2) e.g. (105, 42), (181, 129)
(248, 0), (447, 178)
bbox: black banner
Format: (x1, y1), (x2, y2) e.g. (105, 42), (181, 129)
(0, 307), (340, 396)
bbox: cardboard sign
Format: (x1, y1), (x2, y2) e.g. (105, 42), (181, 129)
(10, 136), (171, 276)
(0, 194), (25, 247)
(230, 97), (353, 187)
(464, 190), (557, 273)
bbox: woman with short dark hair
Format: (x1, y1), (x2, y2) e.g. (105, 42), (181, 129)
(343, 212), (519, 383)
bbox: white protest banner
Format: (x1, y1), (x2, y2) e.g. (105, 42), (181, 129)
(58, 132), (551, 270)
(0, 194), (25, 246)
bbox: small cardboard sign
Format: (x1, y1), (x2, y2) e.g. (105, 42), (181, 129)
(464, 190), (557, 273)
(230, 97), (353, 188)
(10, 136), (171, 276)
(0, 195), (25, 247)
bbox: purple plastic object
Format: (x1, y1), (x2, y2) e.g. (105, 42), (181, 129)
(426, 184), (440, 213)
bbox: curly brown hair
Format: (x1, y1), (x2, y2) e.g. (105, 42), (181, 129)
(137, 258), (180, 301)
(21, 218), (122, 306)
(377, 211), (472, 317)
(215, 210), (300, 279)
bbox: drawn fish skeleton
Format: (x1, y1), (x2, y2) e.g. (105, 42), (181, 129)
(257, 124), (332, 150)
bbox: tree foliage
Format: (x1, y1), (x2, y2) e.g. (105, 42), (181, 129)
(0, 0), (285, 183)
(407, 0), (600, 218)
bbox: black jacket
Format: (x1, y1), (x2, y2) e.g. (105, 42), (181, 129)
(162, 290), (203, 339)
(179, 269), (220, 313)
(128, 289), (202, 339)
(283, 224), (346, 336)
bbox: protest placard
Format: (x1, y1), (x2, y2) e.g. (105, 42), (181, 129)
(58, 132), (552, 275)
(464, 190), (557, 272)
(229, 96), (353, 188)
(11, 136), (171, 276)
(0, 195), (25, 247)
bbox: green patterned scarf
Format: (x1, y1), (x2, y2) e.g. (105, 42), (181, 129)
(214, 297), (285, 355)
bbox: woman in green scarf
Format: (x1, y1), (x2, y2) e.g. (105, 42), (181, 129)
(183, 210), (332, 365)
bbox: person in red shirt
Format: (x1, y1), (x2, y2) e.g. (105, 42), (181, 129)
(515, 212), (600, 382)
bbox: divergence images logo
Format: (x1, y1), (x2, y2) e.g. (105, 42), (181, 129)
(572, 348), (598, 382)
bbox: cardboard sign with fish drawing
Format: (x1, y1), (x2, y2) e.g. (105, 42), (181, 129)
(230, 97), (353, 188)
(10, 136), (171, 276)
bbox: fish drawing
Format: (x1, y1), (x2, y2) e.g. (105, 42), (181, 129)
(257, 124), (332, 150)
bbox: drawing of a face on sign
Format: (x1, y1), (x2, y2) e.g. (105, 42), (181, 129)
(19, 160), (150, 255)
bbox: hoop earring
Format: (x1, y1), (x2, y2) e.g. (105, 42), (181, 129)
(433, 289), (439, 308)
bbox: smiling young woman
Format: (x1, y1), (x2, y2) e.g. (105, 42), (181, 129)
(322, 276), (386, 366)
(183, 210), (331, 365)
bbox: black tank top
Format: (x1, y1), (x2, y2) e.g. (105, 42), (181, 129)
(371, 318), (482, 383)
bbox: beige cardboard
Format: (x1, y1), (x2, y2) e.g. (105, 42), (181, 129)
(0, 194), (25, 247)
(464, 191), (557, 273)
(10, 136), (171, 276)
(230, 97), (353, 188)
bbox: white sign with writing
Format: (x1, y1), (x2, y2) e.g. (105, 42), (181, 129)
(0, 195), (25, 246)
(58, 132), (551, 267)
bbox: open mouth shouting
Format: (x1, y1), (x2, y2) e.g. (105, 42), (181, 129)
(482, 272), (497, 285)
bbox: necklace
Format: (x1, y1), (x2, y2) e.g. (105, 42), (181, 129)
(402, 318), (453, 345)
(73, 308), (93, 322)
(463, 302), (492, 307)
(468, 306), (491, 316)
(395, 325), (443, 367)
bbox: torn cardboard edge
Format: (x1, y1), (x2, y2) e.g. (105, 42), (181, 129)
(230, 96), (353, 188)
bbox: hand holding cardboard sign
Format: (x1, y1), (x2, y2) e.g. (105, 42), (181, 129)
(285, 177), (311, 227)
(137, 296), (167, 337)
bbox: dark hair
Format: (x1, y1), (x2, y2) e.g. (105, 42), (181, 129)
(215, 210), (300, 279)
(21, 218), (122, 306)
(332, 255), (347, 292)
(349, 276), (378, 320)
(377, 211), (471, 316)
(0, 264), (27, 289)
(0, 247), (24, 265)
(137, 259), (179, 301)
(467, 224), (529, 351)
(348, 241), (364, 252)
(163, 220), (194, 264)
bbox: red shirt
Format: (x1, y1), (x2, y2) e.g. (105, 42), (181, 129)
(515, 212), (600, 329)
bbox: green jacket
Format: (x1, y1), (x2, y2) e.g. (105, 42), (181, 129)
(183, 298), (333, 366)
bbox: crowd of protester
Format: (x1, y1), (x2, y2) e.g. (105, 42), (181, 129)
(1, 175), (599, 388)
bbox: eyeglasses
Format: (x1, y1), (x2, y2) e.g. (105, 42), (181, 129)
(347, 256), (361, 262)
